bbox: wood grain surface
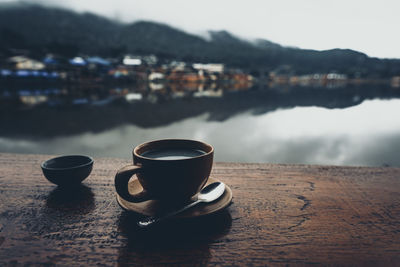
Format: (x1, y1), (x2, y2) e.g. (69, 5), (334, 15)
(0, 153), (399, 266)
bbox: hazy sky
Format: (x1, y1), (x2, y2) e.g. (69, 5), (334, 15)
(5, 0), (400, 58)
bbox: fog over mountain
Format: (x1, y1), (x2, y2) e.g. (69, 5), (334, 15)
(1, 3), (400, 77)
(6, 0), (400, 59)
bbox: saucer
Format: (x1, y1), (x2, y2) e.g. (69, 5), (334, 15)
(116, 177), (232, 218)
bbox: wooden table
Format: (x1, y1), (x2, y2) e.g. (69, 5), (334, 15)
(1, 153), (399, 266)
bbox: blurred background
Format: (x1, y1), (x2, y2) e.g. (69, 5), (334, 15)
(1, 0), (400, 166)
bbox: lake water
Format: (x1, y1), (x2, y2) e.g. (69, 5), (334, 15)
(1, 85), (400, 167)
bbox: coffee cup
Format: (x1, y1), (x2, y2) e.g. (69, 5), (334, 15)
(115, 139), (214, 203)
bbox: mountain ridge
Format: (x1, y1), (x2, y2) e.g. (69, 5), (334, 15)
(1, 3), (399, 77)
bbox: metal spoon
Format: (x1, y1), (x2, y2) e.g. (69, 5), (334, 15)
(137, 182), (226, 228)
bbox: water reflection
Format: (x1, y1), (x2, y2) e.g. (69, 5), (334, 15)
(1, 84), (400, 167)
(1, 98), (400, 167)
(2, 85), (400, 137)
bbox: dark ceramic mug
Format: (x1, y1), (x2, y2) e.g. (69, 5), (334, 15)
(115, 139), (214, 203)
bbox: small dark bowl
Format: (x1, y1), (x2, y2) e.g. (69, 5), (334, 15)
(41, 155), (94, 186)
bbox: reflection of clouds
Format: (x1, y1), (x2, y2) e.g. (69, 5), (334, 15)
(207, 99), (400, 166)
(345, 134), (400, 167)
(248, 99), (400, 138)
(1, 99), (400, 167)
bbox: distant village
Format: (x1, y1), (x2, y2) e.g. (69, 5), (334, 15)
(0, 54), (252, 90)
(2, 53), (400, 88)
(1, 53), (399, 107)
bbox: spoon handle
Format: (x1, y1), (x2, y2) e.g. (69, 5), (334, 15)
(138, 199), (202, 228)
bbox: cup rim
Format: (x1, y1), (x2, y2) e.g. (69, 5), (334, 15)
(133, 139), (213, 161)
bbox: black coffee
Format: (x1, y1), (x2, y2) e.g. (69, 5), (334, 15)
(141, 148), (206, 160)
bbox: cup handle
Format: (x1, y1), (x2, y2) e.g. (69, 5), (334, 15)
(115, 165), (151, 203)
